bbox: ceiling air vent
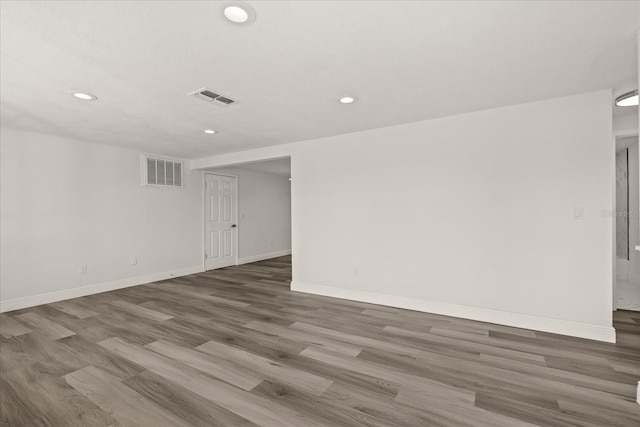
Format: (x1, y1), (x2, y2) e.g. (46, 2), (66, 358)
(188, 87), (236, 107)
(215, 96), (234, 105)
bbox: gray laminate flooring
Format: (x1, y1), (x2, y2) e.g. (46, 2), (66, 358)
(1, 256), (639, 426)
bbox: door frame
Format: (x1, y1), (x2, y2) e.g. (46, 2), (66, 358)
(202, 172), (239, 271)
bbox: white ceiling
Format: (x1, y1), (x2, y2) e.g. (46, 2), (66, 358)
(1, 1), (638, 159)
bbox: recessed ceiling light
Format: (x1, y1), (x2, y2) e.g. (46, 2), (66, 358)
(203, 129), (217, 134)
(71, 92), (97, 101)
(219, 1), (256, 25)
(615, 90), (638, 107)
(339, 96), (356, 104)
(225, 6), (248, 22)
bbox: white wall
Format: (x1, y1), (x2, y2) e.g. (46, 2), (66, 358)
(193, 90), (615, 342)
(206, 166), (291, 263)
(0, 128), (203, 311)
(613, 111), (638, 133)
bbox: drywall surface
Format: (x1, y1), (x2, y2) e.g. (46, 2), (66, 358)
(613, 110), (638, 132)
(194, 90), (615, 341)
(206, 166), (291, 262)
(0, 128), (203, 310)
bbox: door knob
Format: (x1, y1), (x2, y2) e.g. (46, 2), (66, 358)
(231, 224), (237, 228)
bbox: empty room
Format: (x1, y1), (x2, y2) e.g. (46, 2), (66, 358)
(1, 1), (639, 426)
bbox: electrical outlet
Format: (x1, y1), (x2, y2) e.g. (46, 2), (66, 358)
(130, 257), (137, 265)
(573, 207), (583, 220)
(353, 267), (359, 276)
(79, 264), (87, 274)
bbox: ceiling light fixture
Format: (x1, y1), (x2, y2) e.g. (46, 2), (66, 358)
(219, 1), (256, 25)
(225, 6), (248, 22)
(71, 92), (97, 101)
(203, 129), (217, 134)
(339, 96), (356, 104)
(615, 90), (638, 107)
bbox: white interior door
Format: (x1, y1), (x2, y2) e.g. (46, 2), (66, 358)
(205, 173), (237, 270)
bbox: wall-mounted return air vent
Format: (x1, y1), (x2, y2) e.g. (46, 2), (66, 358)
(188, 87), (236, 107)
(141, 155), (183, 188)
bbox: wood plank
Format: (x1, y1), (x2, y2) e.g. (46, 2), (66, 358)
(0, 333), (87, 376)
(197, 340), (334, 395)
(300, 346), (474, 401)
(402, 390), (539, 427)
(0, 313), (32, 338)
(244, 320), (363, 356)
(557, 398), (640, 427)
(56, 335), (144, 380)
(383, 325), (547, 364)
(250, 379), (401, 427)
(50, 300), (99, 319)
(64, 365), (188, 427)
(99, 337), (325, 427)
(14, 312), (75, 340)
(123, 370), (258, 427)
(157, 283), (251, 308)
(291, 321), (422, 356)
(145, 339), (263, 391)
(0, 374), (40, 425)
(4, 363), (116, 427)
(474, 392), (598, 427)
(109, 300), (173, 321)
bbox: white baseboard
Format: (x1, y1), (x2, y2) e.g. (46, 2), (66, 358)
(0, 265), (203, 313)
(237, 249), (292, 265)
(291, 281), (616, 343)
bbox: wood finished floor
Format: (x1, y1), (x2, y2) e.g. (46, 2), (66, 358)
(1, 255), (639, 426)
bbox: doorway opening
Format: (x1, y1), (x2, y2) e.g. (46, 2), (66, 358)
(615, 135), (639, 311)
(202, 157), (292, 271)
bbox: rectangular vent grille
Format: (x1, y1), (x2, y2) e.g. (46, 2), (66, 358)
(142, 155), (183, 187)
(188, 87), (236, 106)
(200, 90), (220, 99)
(215, 96), (234, 104)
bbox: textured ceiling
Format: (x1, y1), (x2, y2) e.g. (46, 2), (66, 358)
(1, 1), (638, 159)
